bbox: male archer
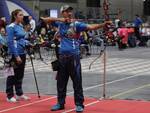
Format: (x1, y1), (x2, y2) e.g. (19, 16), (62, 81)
(41, 5), (112, 112)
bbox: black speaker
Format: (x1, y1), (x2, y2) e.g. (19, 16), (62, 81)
(45, 9), (49, 16)
(87, 0), (101, 7)
(23, 16), (29, 25)
(144, 0), (150, 15)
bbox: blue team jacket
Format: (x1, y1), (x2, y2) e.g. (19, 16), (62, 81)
(52, 21), (87, 55)
(6, 23), (29, 57)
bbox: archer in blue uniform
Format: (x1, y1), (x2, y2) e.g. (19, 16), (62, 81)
(42, 5), (112, 112)
(6, 9), (30, 103)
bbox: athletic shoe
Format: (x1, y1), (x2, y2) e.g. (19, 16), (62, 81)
(16, 95), (30, 101)
(51, 103), (65, 111)
(76, 105), (84, 112)
(7, 97), (17, 103)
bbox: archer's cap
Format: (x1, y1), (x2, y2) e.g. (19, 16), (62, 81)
(60, 5), (73, 13)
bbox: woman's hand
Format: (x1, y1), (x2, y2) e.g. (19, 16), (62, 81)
(16, 56), (22, 64)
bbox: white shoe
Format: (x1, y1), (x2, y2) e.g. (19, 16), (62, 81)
(7, 97), (17, 103)
(51, 44), (56, 48)
(16, 95), (30, 101)
(30, 54), (35, 59)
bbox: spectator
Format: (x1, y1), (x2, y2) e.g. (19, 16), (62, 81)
(115, 15), (121, 28)
(117, 23), (129, 50)
(0, 17), (6, 29)
(133, 14), (143, 42)
(0, 27), (7, 46)
(29, 16), (36, 32)
(79, 31), (91, 57)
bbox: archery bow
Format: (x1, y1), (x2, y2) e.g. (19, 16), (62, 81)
(89, 0), (110, 69)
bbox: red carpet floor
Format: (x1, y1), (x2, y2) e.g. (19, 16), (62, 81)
(0, 92), (150, 113)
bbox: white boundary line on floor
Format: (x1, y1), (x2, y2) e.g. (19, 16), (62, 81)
(62, 83), (150, 113)
(0, 96), (57, 113)
(0, 73), (148, 113)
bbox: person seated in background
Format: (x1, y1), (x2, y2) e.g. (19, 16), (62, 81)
(28, 16), (36, 33)
(0, 27), (7, 57)
(79, 31), (91, 57)
(115, 15), (122, 29)
(0, 17), (6, 29)
(127, 25), (136, 48)
(87, 30), (94, 44)
(38, 28), (46, 43)
(0, 27), (7, 46)
(139, 23), (150, 46)
(37, 27), (49, 46)
(117, 23), (129, 50)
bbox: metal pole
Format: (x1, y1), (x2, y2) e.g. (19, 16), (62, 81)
(131, 0), (134, 20)
(32, 0), (35, 12)
(34, 0), (40, 19)
(30, 55), (41, 98)
(102, 48), (106, 98)
(101, 0), (109, 99)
